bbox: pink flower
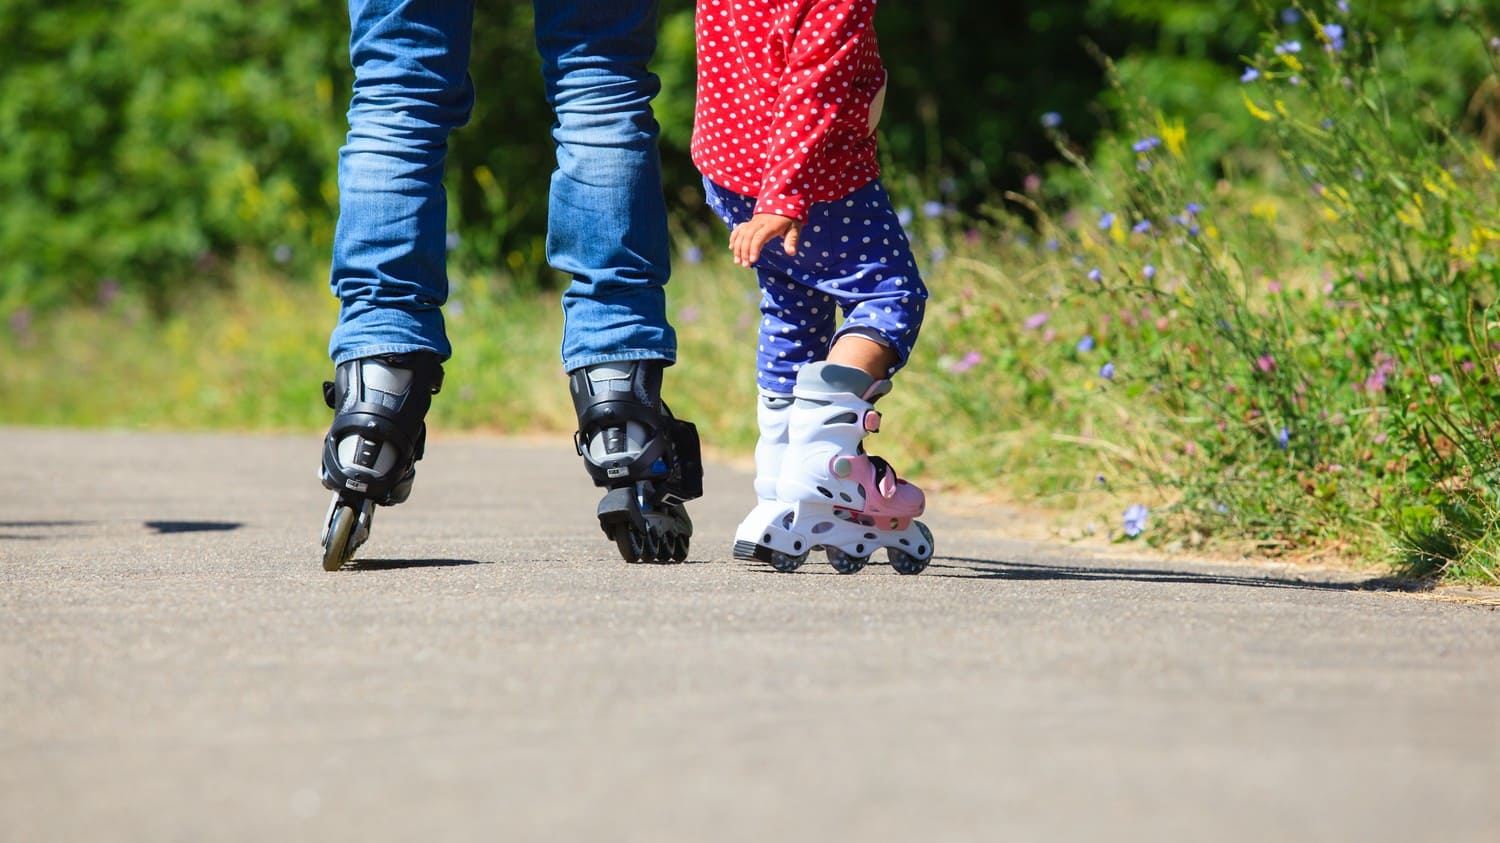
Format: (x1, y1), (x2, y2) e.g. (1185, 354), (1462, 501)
(1024, 312), (1050, 330)
(1256, 354), (1276, 372)
(947, 351), (982, 374)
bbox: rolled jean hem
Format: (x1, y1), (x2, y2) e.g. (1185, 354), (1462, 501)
(562, 348), (676, 374)
(332, 343), (450, 367)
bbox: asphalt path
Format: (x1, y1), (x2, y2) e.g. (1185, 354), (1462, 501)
(3, 426), (1497, 842)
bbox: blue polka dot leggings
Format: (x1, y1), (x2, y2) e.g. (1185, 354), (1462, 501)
(703, 177), (928, 394)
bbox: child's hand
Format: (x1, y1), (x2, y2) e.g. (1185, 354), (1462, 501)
(730, 214), (801, 267)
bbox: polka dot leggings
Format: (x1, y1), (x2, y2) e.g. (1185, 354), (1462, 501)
(703, 177), (928, 394)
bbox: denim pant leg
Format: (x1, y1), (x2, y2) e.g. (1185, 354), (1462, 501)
(534, 0), (675, 372)
(327, 0), (476, 365)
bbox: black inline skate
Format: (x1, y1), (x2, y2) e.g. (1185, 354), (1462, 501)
(570, 360), (702, 563)
(319, 352), (444, 570)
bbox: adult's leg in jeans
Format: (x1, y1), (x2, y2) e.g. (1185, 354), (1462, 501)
(318, 0), (475, 569)
(328, 0), (476, 365)
(533, 0), (675, 372)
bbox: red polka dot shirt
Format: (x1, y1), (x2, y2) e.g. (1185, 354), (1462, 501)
(691, 0), (888, 223)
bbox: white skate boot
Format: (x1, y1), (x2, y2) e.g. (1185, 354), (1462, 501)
(733, 362), (934, 574)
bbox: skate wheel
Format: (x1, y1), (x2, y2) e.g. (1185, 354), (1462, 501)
(648, 529), (672, 564)
(322, 503), (359, 571)
(768, 549), (807, 572)
(825, 546), (869, 574)
(669, 533), (690, 563)
(615, 527), (646, 564)
(888, 523), (934, 575)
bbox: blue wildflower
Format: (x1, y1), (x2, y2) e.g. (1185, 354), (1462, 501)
(897, 207), (914, 227)
(1132, 136), (1162, 153)
(1322, 23), (1345, 51)
(1041, 111), (1062, 129)
(1098, 211), (1116, 230)
(1100, 362), (1115, 380)
(683, 245), (704, 265)
(1241, 67), (1261, 83)
(1280, 8), (1301, 24)
(1123, 503), (1149, 537)
(1185, 202), (1203, 215)
(1132, 219), (1153, 234)
(1277, 427), (1290, 449)
(922, 200), (945, 219)
(1077, 335), (1096, 353)
(1143, 264), (1157, 280)
(1274, 40), (1303, 55)
(1087, 267), (1103, 283)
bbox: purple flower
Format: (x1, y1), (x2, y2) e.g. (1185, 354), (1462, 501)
(1280, 8), (1301, 24)
(682, 245), (704, 265)
(1099, 361), (1115, 380)
(897, 207), (914, 227)
(1338, 1), (1350, 13)
(1132, 136), (1162, 153)
(1122, 503), (1149, 537)
(1241, 67), (1261, 83)
(1024, 312), (1050, 330)
(1185, 202), (1203, 215)
(1077, 334), (1096, 353)
(1087, 267), (1103, 283)
(1041, 111), (1062, 128)
(922, 200), (945, 219)
(1256, 354), (1276, 372)
(1277, 427), (1290, 450)
(947, 351), (982, 374)
(1275, 40), (1303, 55)
(1132, 219), (1153, 234)
(1099, 211), (1116, 230)
(1143, 264), (1157, 280)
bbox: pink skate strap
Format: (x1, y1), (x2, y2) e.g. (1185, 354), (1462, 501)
(863, 410), (881, 433)
(829, 454), (925, 526)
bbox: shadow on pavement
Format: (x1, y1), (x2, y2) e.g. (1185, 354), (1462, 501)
(928, 555), (1409, 594)
(350, 558), (490, 571)
(0, 520), (92, 541)
(145, 520), (242, 534)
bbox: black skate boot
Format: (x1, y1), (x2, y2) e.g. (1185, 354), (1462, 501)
(570, 360), (702, 563)
(319, 352), (444, 570)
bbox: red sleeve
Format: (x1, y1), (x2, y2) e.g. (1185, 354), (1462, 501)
(754, 0), (886, 221)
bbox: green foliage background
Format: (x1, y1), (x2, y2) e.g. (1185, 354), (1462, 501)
(0, 0), (1493, 314)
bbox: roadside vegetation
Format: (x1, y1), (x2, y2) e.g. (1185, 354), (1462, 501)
(4, 2), (1500, 585)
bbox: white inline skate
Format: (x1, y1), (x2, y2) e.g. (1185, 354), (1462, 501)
(318, 352), (444, 571)
(733, 362), (934, 574)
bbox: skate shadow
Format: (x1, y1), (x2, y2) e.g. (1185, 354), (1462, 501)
(350, 557), (490, 571)
(0, 520), (92, 541)
(146, 520), (242, 534)
(928, 555), (1392, 594)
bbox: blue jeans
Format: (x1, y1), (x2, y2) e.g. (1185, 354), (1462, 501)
(328, 0), (676, 372)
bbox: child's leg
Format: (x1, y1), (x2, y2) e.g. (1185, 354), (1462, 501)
(731, 180), (934, 573)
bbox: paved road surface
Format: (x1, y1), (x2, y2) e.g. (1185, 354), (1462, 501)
(3, 427), (1497, 842)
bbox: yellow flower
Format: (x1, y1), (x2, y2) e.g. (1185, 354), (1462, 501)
(1242, 91), (1274, 122)
(1250, 199), (1279, 223)
(1156, 114), (1187, 160)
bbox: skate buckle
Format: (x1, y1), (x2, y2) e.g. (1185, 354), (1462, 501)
(863, 410), (881, 433)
